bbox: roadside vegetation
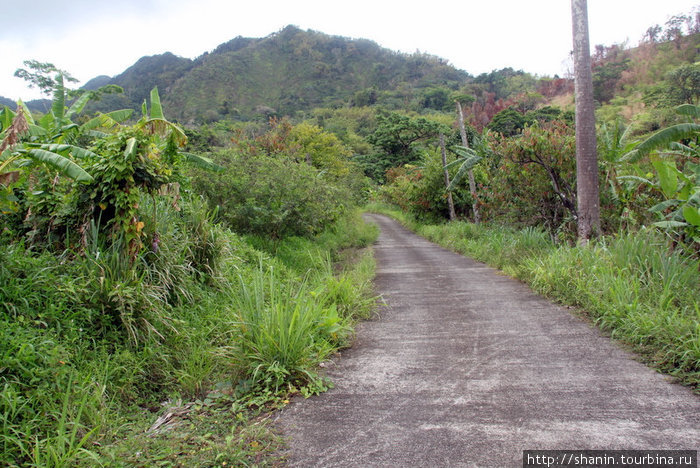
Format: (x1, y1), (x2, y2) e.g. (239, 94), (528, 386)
(0, 64), (377, 467)
(362, 12), (700, 391)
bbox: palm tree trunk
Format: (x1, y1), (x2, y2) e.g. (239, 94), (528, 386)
(571, 0), (601, 242)
(456, 101), (480, 223)
(440, 133), (457, 221)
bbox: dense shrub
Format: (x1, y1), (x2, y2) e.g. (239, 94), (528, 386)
(484, 121), (578, 237)
(379, 150), (475, 222)
(192, 150), (348, 238)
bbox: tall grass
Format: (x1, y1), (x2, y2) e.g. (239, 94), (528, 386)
(223, 262), (349, 392)
(1, 201), (378, 466)
(526, 231), (700, 383)
(368, 202), (700, 388)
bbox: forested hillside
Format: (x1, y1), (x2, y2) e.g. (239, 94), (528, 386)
(19, 25), (468, 122)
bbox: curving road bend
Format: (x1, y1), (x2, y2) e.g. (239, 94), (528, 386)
(275, 213), (699, 467)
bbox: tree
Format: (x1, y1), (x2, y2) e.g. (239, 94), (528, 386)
(420, 87), (451, 111)
(490, 122), (577, 232)
(439, 134), (456, 220)
(365, 110), (447, 181)
(487, 108), (528, 137)
(14, 60), (79, 96)
(455, 98), (480, 223)
(571, 0), (601, 241)
(592, 59), (630, 103)
(664, 14), (689, 49)
(665, 64), (700, 105)
(643, 24), (662, 43)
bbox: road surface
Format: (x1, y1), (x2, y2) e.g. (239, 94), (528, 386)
(275, 213), (699, 467)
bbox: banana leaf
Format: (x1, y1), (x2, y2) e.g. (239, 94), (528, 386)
(180, 151), (225, 172)
(22, 148), (93, 182)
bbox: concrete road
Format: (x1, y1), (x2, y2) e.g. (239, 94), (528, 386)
(275, 214), (699, 467)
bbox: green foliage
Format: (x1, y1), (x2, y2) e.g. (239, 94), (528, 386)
(288, 121), (358, 180)
(79, 127), (172, 250)
(527, 106), (574, 125)
(446, 145), (482, 191)
(14, 60), (79, 96)
(364, 110), (451, 181)
(471, 68), (536, 101)
(596, 120), (656, 231)
(380, 149), (475, 222)
(525, 231), (700, 385)
(0, 75), (134, 230)
(419, 87), (453, 111)
(485, 121), (577, 236)
(192, 149), (347, 238)
(487, 107), (529, 136)
(485, 106), (573, 138)
(190, 117), (369, 237)
(224, 263), (348, 392)
(621, 104), (700, 251)
(593, 58), (630, 103)
(1, 190), (378, 466)
(664, 63), (700, 105)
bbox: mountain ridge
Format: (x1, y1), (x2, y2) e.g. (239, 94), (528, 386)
(2, 26), (473, 120)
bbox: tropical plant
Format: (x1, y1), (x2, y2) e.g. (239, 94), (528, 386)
(621, 104), (700, 249)
(445, 143), (487, 192)
(1, 68), (136, 221)
(487, 121), (577, 235)
(454, 97), (481, 223)
(597, 120), (648, 228)
(365, 110), (450, 181)
(0, 104), (93, 215)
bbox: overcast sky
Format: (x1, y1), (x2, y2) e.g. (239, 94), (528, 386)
(1, 0), (698, 101)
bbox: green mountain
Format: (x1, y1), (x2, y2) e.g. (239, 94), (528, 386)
(165, 26), (468, 122)
(77, 25), (469, 123)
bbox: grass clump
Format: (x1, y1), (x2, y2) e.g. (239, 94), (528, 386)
(525, 231), (700, 384)
(223, 263), (348, 394)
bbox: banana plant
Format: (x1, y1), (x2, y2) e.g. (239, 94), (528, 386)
(138, 87), (222, 172)
(0, 106), (93, 182)
(445, 145), (482, 191)
(0, 107), (92, 213)
(1, 73), (133, 213)
(1, 72), (133, 178)
(444, 130), (491, 192)
(620, 104), (700, 244)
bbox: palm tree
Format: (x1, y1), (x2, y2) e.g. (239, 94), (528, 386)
(571, 0), (601, 241)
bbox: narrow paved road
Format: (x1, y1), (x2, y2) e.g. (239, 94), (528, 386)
(275, 214), (699, 467)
